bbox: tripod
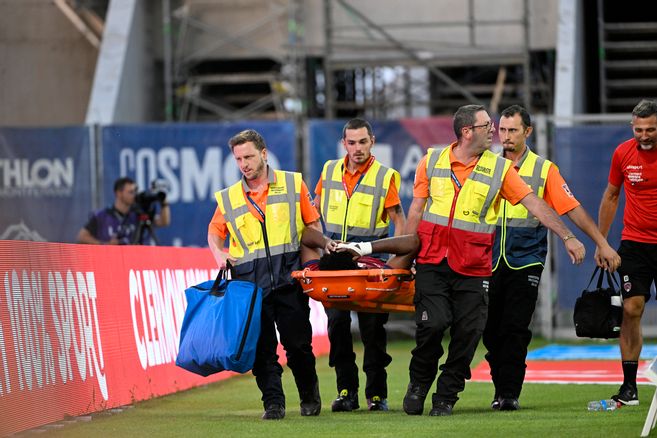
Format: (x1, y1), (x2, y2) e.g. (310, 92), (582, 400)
(132, 212), (159, 245)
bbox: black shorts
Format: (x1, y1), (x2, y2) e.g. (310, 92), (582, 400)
(618, 240), (657, 300)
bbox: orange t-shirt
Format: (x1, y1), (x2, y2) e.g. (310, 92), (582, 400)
(208, 174), (320, 240)
(541, 164), (580, 215)
(314, 156), (401, 221)
(413, 144), (531, 205)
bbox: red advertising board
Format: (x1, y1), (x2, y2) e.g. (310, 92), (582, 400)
(0, 241), (329, 435)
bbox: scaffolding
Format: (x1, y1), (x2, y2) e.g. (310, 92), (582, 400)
(323, 0), (538, 118)
(597, 0), (657, 113)
(166, 0), (305, 121)
(164, 0), (543, 122)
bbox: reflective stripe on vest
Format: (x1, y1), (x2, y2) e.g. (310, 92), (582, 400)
(422, 147), (510, 234)
(320, 158), (399, 241)
(493, 147), (551, 269)
(215, 170), (304, 266)
(497, 148), (549, 228)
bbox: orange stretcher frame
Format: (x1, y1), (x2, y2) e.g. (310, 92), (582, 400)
(291, 268), (415, 313)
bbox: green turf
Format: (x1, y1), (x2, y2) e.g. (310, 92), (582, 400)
(42, 338), (654, 437)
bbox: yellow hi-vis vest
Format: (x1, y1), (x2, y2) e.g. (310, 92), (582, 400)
(215, 170), (304, 292)
(320, 158), (400, 242)
(493, 147), (551, 270)
(418, 146), (511, 276)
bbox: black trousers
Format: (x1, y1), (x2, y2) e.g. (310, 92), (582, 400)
(409, 261), (489, 405)
(252, 284), (318, 408)
(326, 308), (391, 398)
(482, 263), (542, 399)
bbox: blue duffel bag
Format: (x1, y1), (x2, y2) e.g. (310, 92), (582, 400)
(176, 267), (263, 376)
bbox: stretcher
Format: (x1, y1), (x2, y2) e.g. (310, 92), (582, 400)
(291, 268), (415, 313)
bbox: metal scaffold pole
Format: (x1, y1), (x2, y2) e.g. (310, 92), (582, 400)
(522, 0), (532, 111)
(323, 0), (335, 119)
(162, 0), (174, 121)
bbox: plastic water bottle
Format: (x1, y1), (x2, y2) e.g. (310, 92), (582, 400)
(587, 399), (620, 411)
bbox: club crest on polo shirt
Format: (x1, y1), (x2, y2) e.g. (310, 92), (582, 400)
(624, 281), (632, 292)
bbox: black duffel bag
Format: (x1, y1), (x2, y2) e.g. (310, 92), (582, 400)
(573, 267), (623, 339)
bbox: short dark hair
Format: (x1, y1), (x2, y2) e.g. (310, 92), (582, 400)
(318, 251), (358, 271)
(453, 104), (487, 139)
(228, 129), (266, 152)
(632, 100), (657, 118)
(500, 104), (532, 128)
(114, 177), (135, 193)
(342, 118), (373, 139)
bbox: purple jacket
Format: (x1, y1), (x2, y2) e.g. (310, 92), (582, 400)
(83, 207), (139, 244)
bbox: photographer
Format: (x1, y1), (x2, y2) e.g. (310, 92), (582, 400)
(77, 177), (170, 245)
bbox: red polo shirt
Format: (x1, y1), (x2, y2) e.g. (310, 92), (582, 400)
(609, 138), (657, 243)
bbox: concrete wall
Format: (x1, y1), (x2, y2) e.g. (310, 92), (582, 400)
(0, 0), (98, 126)
(554, 0), (585, 123)
(179, 0), (558, 61)
(177, 0), (299, 61)
(0, 0), (560, 126)
(86, 0), (156, 124)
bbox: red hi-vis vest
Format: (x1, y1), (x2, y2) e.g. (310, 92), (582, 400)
(416, 146), (511, 277)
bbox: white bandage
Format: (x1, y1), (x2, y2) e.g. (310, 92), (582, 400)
(336, 241), (372, 257)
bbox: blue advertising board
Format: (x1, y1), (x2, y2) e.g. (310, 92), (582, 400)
(0, 127), (93, 243)
(101, 122), (296, 246)
(1, 120), (638, 313)
(553, 124), (631, 309)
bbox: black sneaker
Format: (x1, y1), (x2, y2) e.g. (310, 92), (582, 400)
(262, 404), (285, 420)
(403, 383), (429, 415)
(367, 396), (389, 411)
(299, 381), (322, 416)
(331, 389), (359, 412)
(429, 401), (453, 416)
(499, 397), (520, 411)
(612, 383), (639, 406)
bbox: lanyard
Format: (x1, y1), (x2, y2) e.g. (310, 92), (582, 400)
(342, 156), (375, 199)
(245, 193), (275, 290)
(246, 194), (265, 220)
(450, 169), (462, 191)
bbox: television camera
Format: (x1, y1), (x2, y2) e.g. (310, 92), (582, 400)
(132, 179), (170, 245)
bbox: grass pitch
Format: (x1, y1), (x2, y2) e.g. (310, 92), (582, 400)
(43, 339), (653, 437)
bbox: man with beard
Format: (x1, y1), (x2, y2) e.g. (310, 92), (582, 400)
(483, 105), (620, 411)
(208, 129), (321, 420)
(597, 99), (657, 406)
(402, 104), (588, 417)
(313, 118), (406, 412)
